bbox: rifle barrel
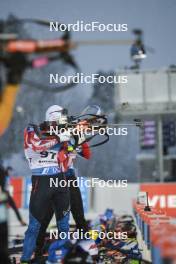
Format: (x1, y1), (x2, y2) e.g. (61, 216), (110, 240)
(75, 39), (133, 46)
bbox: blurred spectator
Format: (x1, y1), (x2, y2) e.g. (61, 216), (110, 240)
(0, 162), (26, 226)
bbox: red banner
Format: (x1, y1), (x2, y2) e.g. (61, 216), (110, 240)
(140, 183), (176, 217)
(8, 178), (23, 208)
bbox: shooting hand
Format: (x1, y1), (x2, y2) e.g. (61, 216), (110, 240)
(59, 130), (71, 142)
(77, 132), (86, 145)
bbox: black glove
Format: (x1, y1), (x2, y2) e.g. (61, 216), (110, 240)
(4, 53), (27, 84)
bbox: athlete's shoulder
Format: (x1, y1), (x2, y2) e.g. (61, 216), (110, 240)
(24, 124), (37, 144)
(25, 124), (36, 133)
(24, 124), (40, 149)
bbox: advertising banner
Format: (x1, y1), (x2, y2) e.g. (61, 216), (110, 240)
(8, 178), (23, 208)
(140, 183), (176, 217)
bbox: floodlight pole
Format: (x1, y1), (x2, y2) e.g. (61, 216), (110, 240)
(156, 115), (164, 182)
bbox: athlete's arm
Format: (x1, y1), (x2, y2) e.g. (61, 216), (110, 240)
(77, 142), (91, 159)
(24, 127), (58, 152)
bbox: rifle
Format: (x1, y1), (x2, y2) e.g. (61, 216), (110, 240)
(31, 106), (110, 148)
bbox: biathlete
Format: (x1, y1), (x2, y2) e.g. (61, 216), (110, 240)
(20, 105), (91, 264)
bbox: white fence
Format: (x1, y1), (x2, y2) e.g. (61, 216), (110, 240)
(115, 69), (176, 116)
